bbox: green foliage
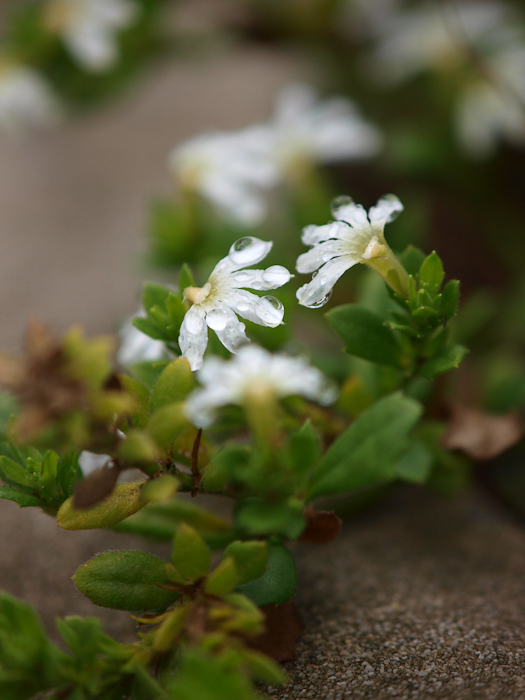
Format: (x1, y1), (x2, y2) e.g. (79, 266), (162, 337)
(132, 282), (186, 347)
(307, 392), (423, 499)
(237, 544), (297, 606)
(171, 523), (211, 581)
(225, 541), (268, 586)
(73, 550), (179, 611)
(420, 344), (469, 380)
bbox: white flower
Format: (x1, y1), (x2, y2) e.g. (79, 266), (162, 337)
(185, 345), (337, 428)
(168, 84), (381, 225)
(269, 83), (383, 170)
(454, 42), (525, 156)
(168, 127), (277, 226)
(366, 1), (508, 84)
(179, 237), (291, 371)
(79, 450), (110, 476)
(296, 194), (407, 308)
(117, 311), (168, 366)
(0, 64), (61, 134)
(45, 0), (139, 73)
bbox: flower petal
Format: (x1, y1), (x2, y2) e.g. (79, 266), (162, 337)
(230, 265), (291, 290)
(296, 240), (345, 274)
(368, 194), (404, 228)
(301, 221), (348, 246)
(179, 306), (208, 371)
(213, 306), (249, 354)
(296, 256), (357, 308)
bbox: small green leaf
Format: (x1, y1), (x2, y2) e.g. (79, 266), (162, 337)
(400, 245), (426, 276)
(118, 430), (158, 464)
(0, 455), (35, 488)
(241, 649), (287, 685)
(56, 450), (82, 497)
(327, 304), (403, 368)
(395, 440), (433, 484)
(0, 486), (44, 508)
(168, 649), (254, 700)
(419, 251), (444, 293)
(119, 375), (150, 429)
(147, 403), (187, 447)
(166, 293), (186, 331)
(73, 551), (178, 611)
(307, 392), (423, 500)
(57, 481), (146, 530)
(235, 498), (305, 539)
(142, 283), (171, 314)
(237, 544), (297, 607)
(149, 358), (194, 413)
(141, 475), (179, 504)
(201, 445), (251, 493)
(132, 317), (167, 341)
(411, 305), (439, 319)
(420, 344), (468, 380)
(285, 420), (321, 475)
(205, 556), (238, 595)
(153, 604), (190, 652)
(172, 523), (211, 581)
(225, 541), (268, 585)
(178, 264), (196, 294)
(440, 279), (460, 320)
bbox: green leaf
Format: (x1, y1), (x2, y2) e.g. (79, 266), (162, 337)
(235, 498), (305, 539)
(147, 403), (187, 447)
(119, 375), (150, 429)
(73, 551), (178, 611)
(285, 420), (321, 475)
(205, 556), (238, 595)
(57, 481), (146, 530)
(327, 304), (403, 368)
(178, 264), (196, 294)
(201, 445), (252, 493)
(419, 251), (444, 293)
(168, 649), (254, 700)
(56, 450), (82, 498)
(241, 649), (287, 685)
(440, 279), (460, 320)
(225, 541), (268, 585)
(0, 486), (44, 509)
(149, 358), (194, 412)
(395, 440), (433, 484)
(142, 283), (170, 314)
(0, 455), (35, 488)
(237, 544), (297, 607)
(411, 305), (439, 319)
(420, 344), (468, 380)
(307, 392), (423, 500)
(399, 245), (426, 276)
(132, 317), (167, 341)
(172, 523), (210, 581)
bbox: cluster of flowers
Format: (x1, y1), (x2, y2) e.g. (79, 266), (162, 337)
(0, 0), (138, 133)
(119, 193), (405, 429)
(361, 0), (525, 157)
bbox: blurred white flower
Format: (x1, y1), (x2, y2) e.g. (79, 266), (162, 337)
(78, 450), (110, 476)
(185, 345), (337, 428)
(296, 194), (406, 308)
(45, 0), (139, 73)
(168, 83), (381, 225)
(117, 311), (168, 367)
(454, 43), (525, 156)
(168, 127), (277, 226)
(366, 1), (508, 84)
(269, 83), (383, 170)
(179, 237), (291, 371)
(0, 63), (61, 134)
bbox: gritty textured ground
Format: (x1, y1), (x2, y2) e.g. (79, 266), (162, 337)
(272, 489), (525, 700)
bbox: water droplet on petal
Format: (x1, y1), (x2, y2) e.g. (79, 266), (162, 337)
(229, 237), (270, 266)
(308, 290), (332, 309)
(262, 265), (290, 287)
(256, 296), (284, 326)
(236, 299), (249, 312)
(205, 307), (229, 331)
(331, 195), (355, 218)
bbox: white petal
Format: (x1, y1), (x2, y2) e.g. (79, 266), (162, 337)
(301, 221), (348, 246)
(253, 296), (284, 327)
(79, 451), (110, 476)
(213, 306), (249, 354)
(227, 237), (273, 268)
(203, 175), (267, 226)
(227, 289), (268, 325)
(296, 256), (357, 308)
(296, 240), (345, 274)
(179, 306), (208, 371)
(332, 201), (370, 227)
(205, 307), (229, 331)
(65, 26), (118, 72)
(274, 83), (317, 127)
(368, 194), (404, 228)
(230, 265), (291, 290)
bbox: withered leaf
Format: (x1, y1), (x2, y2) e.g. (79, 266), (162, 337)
(73, 461), (120, 509)
(442, 402), (525, 461)
(248, 602), (303, 663)
(299, 506), (342, 544)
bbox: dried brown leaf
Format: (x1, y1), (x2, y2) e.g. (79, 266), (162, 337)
(248, 602), (303, 663)
(299, 506), (342, 544)
(442, 402), (525, 460)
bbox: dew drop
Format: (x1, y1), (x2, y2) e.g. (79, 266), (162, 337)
(257, 296), (284, 326)
(262, 265), (290, 287)
(229, 237), (269, 266)
(309, 290), (332, 309)
(331, 195), (355, 218)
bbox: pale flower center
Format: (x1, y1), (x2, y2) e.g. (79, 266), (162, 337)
(362, 236), (386, 260)
(184, 283), (212, 305)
